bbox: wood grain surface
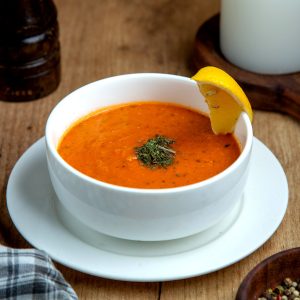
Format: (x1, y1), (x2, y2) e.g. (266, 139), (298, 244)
(0, 1), (299, 299)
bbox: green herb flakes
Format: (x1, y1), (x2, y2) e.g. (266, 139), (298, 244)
(135, 135), (176, 168)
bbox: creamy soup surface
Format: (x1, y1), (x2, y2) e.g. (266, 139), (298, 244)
(58, 102), (241, 188)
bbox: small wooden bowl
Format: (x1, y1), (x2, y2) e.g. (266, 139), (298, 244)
(236, 247), (300, 299)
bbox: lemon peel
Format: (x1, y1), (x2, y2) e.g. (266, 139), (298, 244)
(192, 66), (253, 134)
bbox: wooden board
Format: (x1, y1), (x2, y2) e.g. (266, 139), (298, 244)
(192, 14), (300, 121)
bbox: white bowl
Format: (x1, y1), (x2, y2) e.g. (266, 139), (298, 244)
(45, 73), (253, 241)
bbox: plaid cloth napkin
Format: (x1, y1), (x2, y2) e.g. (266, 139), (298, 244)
(0, 247), (78, 300)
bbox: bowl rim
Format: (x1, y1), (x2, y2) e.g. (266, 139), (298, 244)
(45, 72), (253, 194)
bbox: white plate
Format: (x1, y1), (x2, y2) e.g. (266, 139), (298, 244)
(7, 137), (288, 282)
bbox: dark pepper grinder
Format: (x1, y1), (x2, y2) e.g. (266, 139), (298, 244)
(0, 0), (61, 101)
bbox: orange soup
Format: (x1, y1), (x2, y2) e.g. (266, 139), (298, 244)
(58, 102), (241, 188)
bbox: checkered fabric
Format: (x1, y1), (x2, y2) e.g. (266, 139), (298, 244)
(0, 247), (78, 300)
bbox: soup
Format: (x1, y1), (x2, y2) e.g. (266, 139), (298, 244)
(58, 102), (241, 188)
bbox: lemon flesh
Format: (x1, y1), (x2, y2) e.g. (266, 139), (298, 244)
(192, 66), (253, 134)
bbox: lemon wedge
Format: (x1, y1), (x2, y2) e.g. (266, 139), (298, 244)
(192, 66), (253, 134)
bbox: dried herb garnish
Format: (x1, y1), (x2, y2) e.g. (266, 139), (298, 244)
(135, 135), (176, 168)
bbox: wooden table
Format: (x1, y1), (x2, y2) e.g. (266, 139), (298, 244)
(0, 1), (298, 299)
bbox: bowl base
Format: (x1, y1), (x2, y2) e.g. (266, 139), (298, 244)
(55, 195), (243, 257)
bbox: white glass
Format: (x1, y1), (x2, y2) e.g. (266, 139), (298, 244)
(220, 0), (300, 74)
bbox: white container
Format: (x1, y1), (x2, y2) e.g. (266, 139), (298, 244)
(220, 0), (300, 74)
(45, 73), (253, 241)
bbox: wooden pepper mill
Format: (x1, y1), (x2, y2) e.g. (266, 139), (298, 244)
(0, 0), (61, 101)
